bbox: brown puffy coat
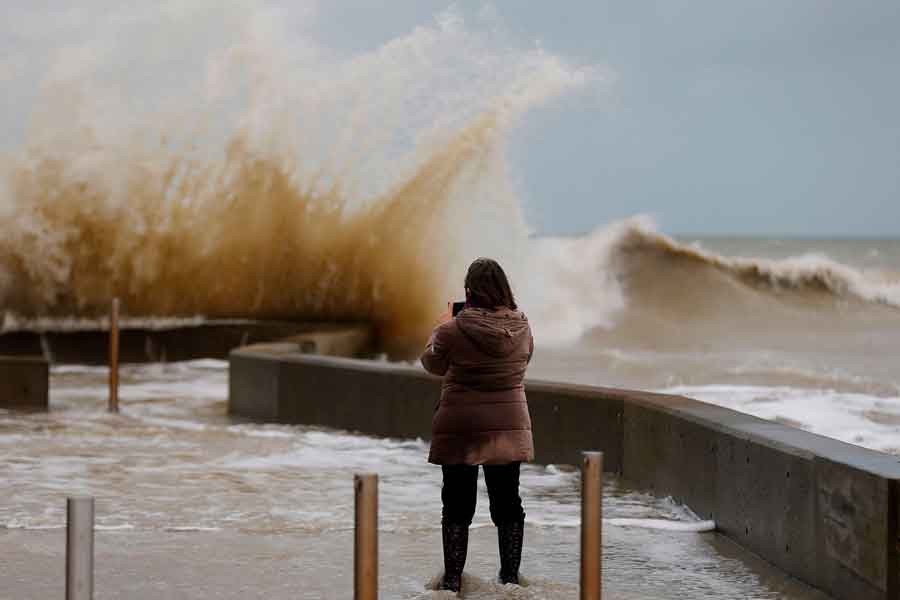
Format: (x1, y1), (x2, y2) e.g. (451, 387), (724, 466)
(420, 307), (534, 465)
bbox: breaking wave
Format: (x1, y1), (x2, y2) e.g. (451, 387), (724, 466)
(528, 217), (900, 346)
(614, 221), (900, 307)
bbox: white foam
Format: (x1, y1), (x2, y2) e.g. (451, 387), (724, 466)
(604, 518), (715, 532)
(661, 384), (900, 454)
(132, 416), (209, 432)
(226, 425), (296, 439)
(418, 572), (563, 599)
(524, 517), (714, 532)
(51, 365), (108, 375)
(95, 523), (136, 531)
(520, 220), (636, 345)
(1, 522), (63, 531)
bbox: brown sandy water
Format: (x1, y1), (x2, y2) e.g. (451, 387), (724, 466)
(0, 527), (828, 600)
(0, 362), (828, 599)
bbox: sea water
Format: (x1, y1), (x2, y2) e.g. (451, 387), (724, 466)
(0, 361), (827, 599)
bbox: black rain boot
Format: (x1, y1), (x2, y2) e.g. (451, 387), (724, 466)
(497, 519), (524, 585)
(441, 521), (469, 594)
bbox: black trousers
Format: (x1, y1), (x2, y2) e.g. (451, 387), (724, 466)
(441, 463), (525, 527)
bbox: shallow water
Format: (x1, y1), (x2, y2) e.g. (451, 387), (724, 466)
(0, 361), (827, 598)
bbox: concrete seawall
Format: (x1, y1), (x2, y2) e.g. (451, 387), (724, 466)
(229, 347), (900, 600)
(0, 321), (373, 364)
(0, 355), (49, 410)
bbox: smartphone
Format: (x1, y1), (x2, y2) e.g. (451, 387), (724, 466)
(452, 301), (466, 317)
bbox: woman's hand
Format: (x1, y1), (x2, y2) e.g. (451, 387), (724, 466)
(434, 302), (453, 327)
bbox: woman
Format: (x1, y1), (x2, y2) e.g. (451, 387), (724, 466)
(421, 258), (534, 594)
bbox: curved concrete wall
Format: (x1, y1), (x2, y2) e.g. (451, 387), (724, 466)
(0, 321), (372, 365)
(229, 347), (900, 600)
(0, 355), (48, 410)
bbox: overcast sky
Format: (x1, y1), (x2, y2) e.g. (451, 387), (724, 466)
(306, 1), (900, 237)
(3, 1), (899, 237)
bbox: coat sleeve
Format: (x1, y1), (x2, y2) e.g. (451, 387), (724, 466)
(420, 323), (452, 376)
(527, 330), (535, 364)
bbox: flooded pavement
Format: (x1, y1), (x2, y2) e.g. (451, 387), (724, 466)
(0, 361), (828, 599)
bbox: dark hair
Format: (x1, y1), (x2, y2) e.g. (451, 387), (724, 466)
(464, 258), (517, 310)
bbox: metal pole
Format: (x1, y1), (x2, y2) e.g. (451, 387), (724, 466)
(66, 497), (94, 600)
(581, 452), (603, 600)
(108, 298), (119, 413)
(354, 473), (378, 600)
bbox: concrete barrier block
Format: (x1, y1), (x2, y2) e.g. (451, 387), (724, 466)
(280, 326), (373, 357)
(816, 457), (893, 600)
(622, 405), (720, 520)
(378, 374), (440, 440)
(0, 355), (49, 410)
(273, 355), (437, 440)
(229, 352), (281, 420)
(527, 382), (623, 471)
(1, 321), (373, 365)
(890, 480), (899, 598)
(714, 434), (817, 586)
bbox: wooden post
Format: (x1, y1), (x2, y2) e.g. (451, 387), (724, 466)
(108, 298), (119, 413)
(66, 497), (94, 600)
(354, 473), (378, 600)
(581, 452), (603, 600)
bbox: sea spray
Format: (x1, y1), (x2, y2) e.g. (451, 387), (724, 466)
(0, 2), (589, 356)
